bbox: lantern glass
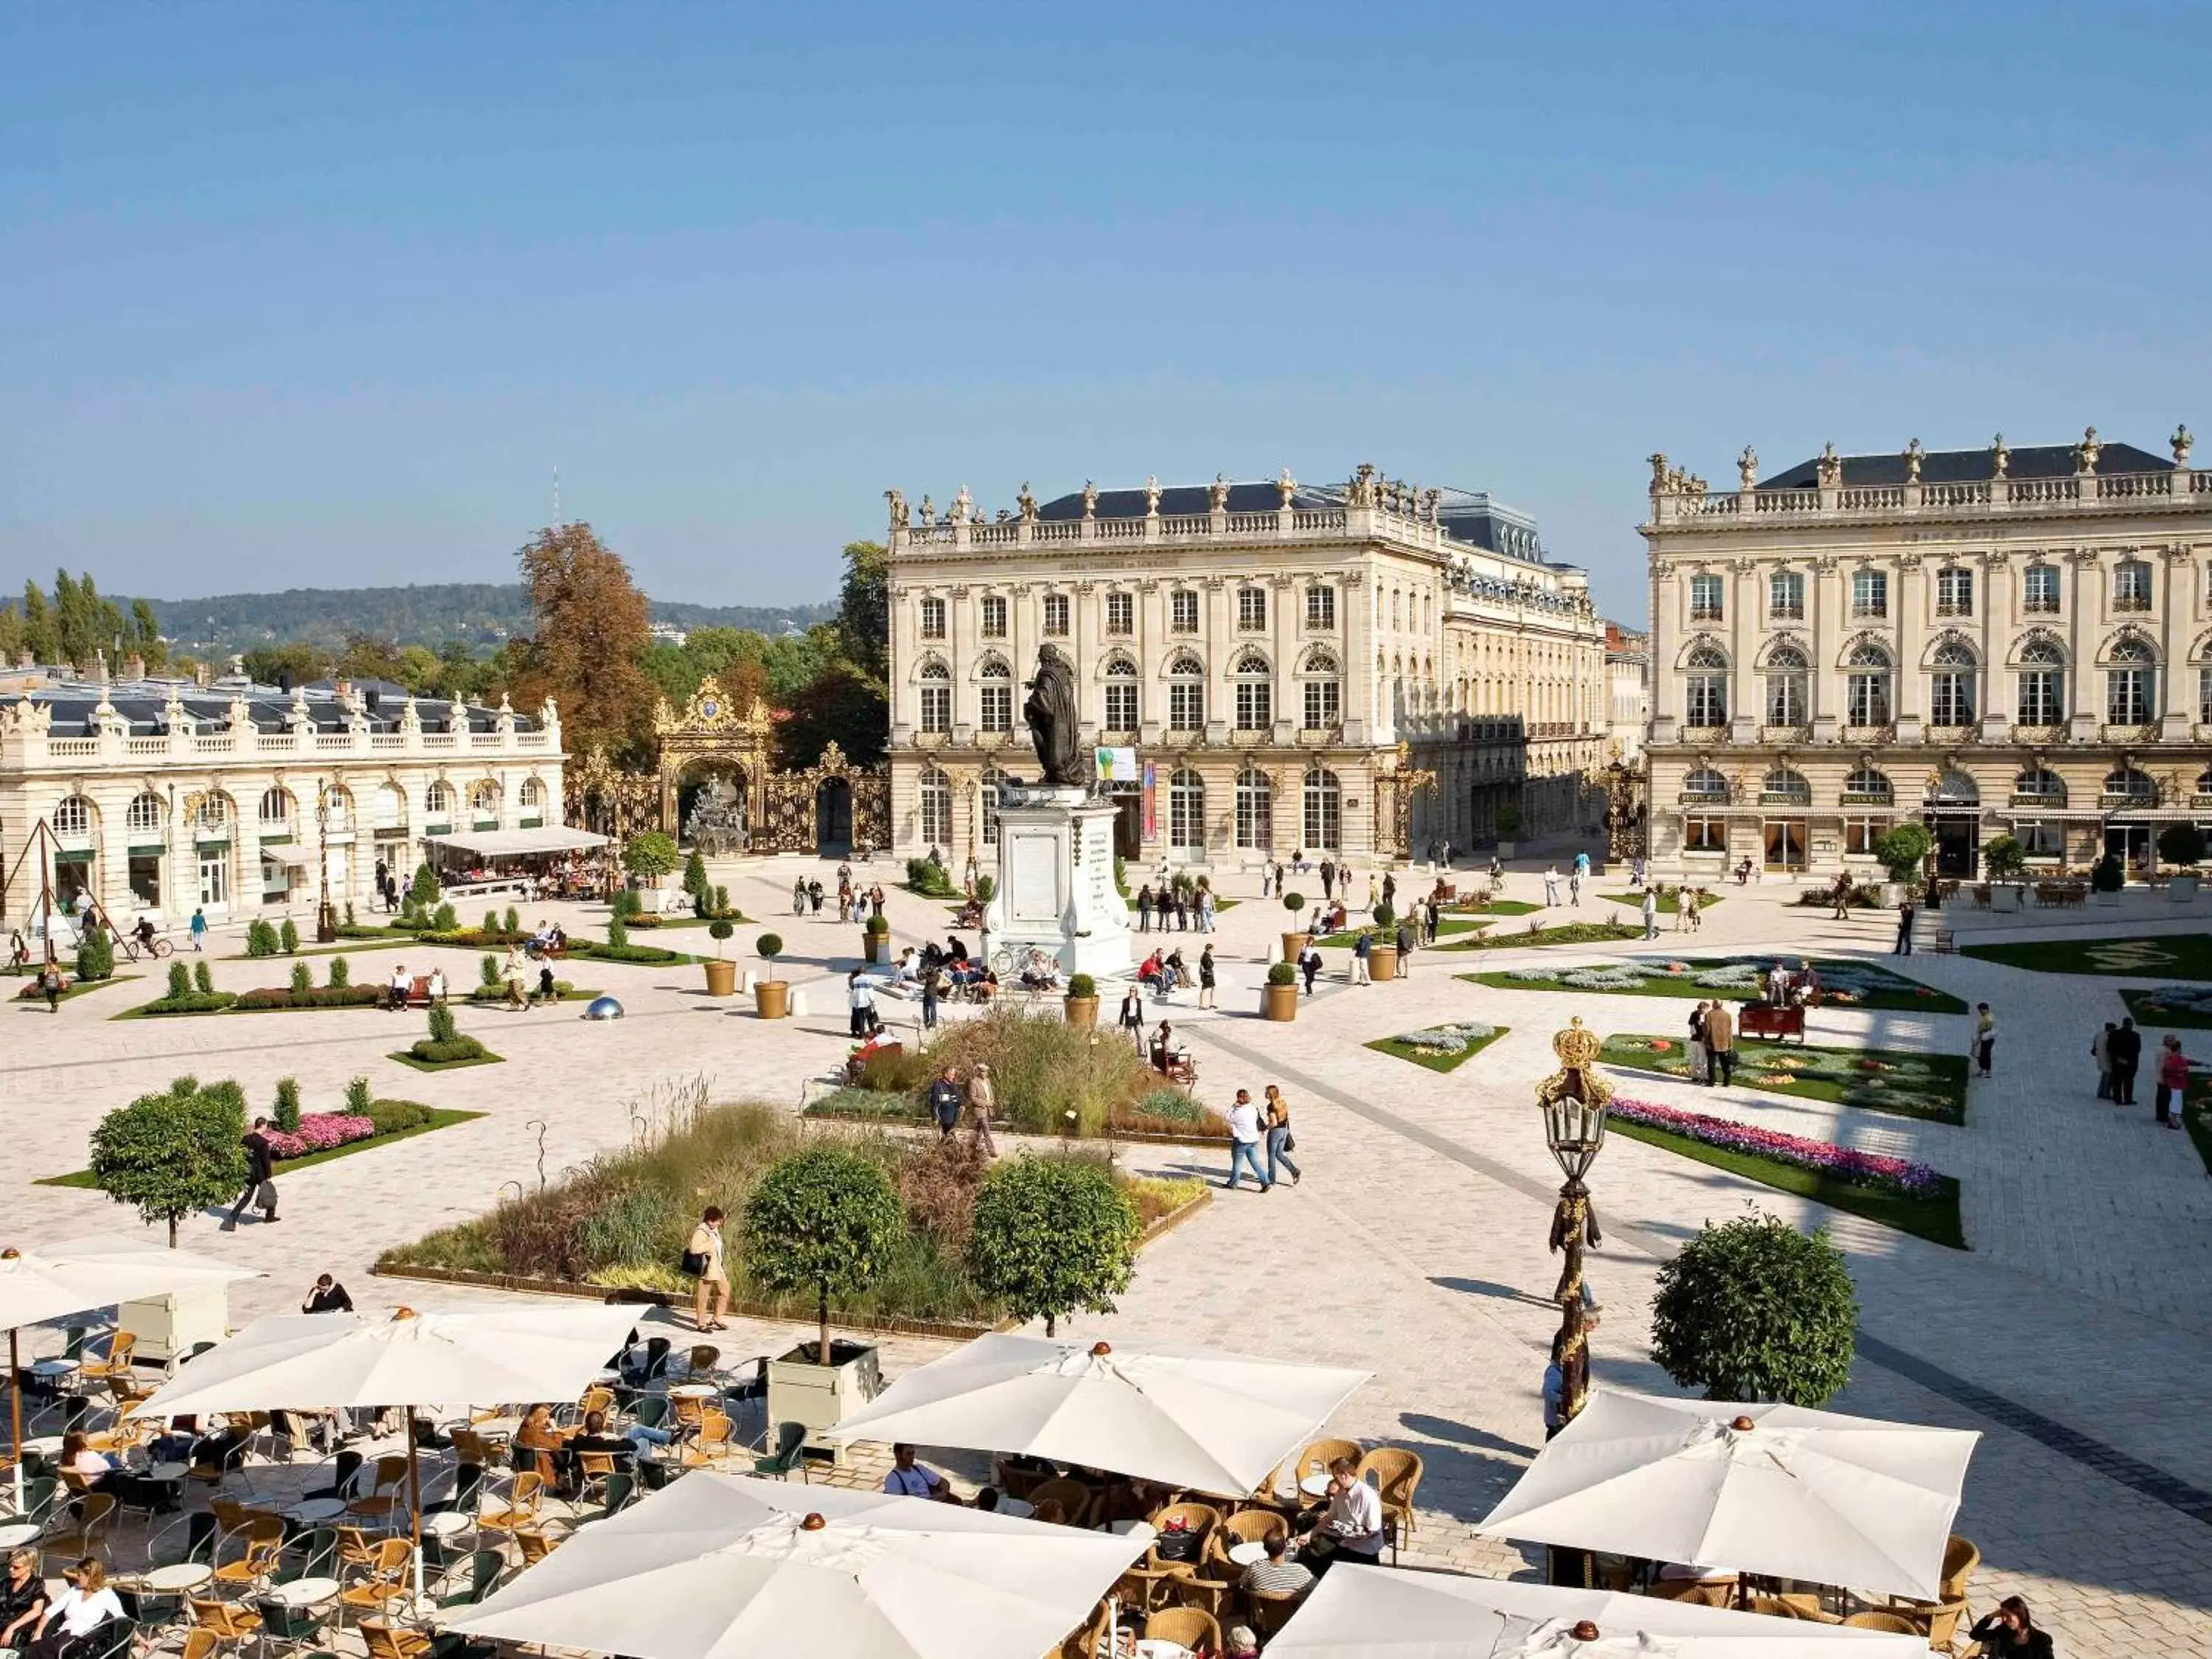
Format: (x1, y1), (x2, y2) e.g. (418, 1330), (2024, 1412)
(1542, 1094), (1609, 1180)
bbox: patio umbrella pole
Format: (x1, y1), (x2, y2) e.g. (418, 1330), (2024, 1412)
(9, 1329), (21, 1511)
(408, 1408), (425, 1607)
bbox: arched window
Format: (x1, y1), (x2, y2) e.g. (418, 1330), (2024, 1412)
(53, 795), (94, 838)
(2106, 636), (2156, 725)
(917, 765), (953, 847)
(1166, 653), (1206, 731)
(978, 658), (1013, 734)
(2017, 637), (2066, 726)
(424, 782), (453, 818)
(1764, 644), (1808, 726)
(1235, 765), (1273, 850)
(1685, 647), (1728, 728)
(2103, 765), (2157, 804)
(919, 659), (952, 734)
(258, 787), (292, 827)
(1683, 767), (1731, 801)
(518, 779), (543, 809)
(1761, 768), (1812, 805)
(193, 794), (229, 831)
(2195, 767), (2212, 802)
(2014, 767), (2066, 806)
(1169, 768), (1206, 852)
(1929, 768), (1980, 806)
(1931, 641), (1978, 726)
(1842, 767), (1893, 804)
(125, 792), (164, 835)
(1302, 768), (1342, 850)
(1301, 647), (1342, 731)
(981, 767), (1009, 846)
(374, 783), (408, 829)
(1231, 649), (1272, 731)
(1103, 653), (1139, 732)
(470, 782), (500, 821)
(1846, 642), (1893, 726)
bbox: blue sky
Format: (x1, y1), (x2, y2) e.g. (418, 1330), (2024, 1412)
(4, 1), (2208, 622)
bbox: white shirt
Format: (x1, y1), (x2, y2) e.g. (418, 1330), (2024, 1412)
(1321, 1477), (1385, 1553)
(849, 981), (875, 1010)
(1228, 1102), (1263, 1144)
(389, 967), (408, 990)
(883, 1462), (940, 1498)
(52, 1586), (124, 1638)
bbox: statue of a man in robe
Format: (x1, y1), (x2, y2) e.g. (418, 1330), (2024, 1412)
(1023, 644), (1083, 787)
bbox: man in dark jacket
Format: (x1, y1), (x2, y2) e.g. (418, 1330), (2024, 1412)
(927, 1068), (963, 1139)
(225, 1118), (279, 1229)
(1397, 919), (1416, 976)
(2107, 1017), (2143, 1106)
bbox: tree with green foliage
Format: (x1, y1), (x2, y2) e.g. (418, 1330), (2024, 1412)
(410, 863), (441, 908)
(88, 1077), (249, 1246)
(622, 831), (680, 885)
(512, 521), (656, 759)
(1872, 822), (1933, 885)
(289, 961), (313, 995)
(193, 960), (215, 995)
(743, 1147), (905, 1363)
(967, 1159), (1140, 1335)
(242, 641), (328, 689)
(328, 955), (351, 987)
(279, 918), (300, 955)
(1981, 835), (2028, 883)
(75, 928), (115, 984)
(273, 1077), (302, 1133)
(2158, 822), (2207, 868)
(684, 849), (711, 914)
(1650, 1212), (1857, 1405)
(835, 540), (889, 683)
(19, 581), (56, 662)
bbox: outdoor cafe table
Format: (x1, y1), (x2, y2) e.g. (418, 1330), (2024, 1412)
(287, 1497), (349, 1524)
(422, 1512), (472, 1538)
(0, 1523), (44, 1550)
(265, 1576), (341, 1607)
(1228, 1541), (1267, 1567)
(667, 1384), (718, 1400)
(139, 1564), (212, 1593)
(1300, 1472), (1331, 1498)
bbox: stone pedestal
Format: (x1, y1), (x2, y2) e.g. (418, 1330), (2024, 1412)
(982, 783), (1133, 979)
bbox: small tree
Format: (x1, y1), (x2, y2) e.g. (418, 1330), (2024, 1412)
(714, 883), (731, 916)
(743, 1147), (905, 1363)
(273, 1077), (302, 1133)
(431, 902), (457, 931)
(1650, 1212), (1857, 1406)
(708, 918), (734, 959)
(967, 1158), (1140, 1336)
(409, 862), (440, 908)
(2092, 852), (2126, 893)
(244, 919), (276, 958)
(2158, 822), (2207, 869)
(166, 961), (192, 1001)
(623, 831), (681, 886)
(1981, 835), (2028, 883)
(345, 1075), (374, 1116)
(1282, 891), (1306, 917)
(684, 849), (712, 915)
(88, 1077), (248, 1246)
(605, 910), (629, 950)
(1496, 804), (1523, 840)
(327, 954), (351, 988)
(192, 959), (215, 996)
(757, 932), (785, 984)
(504, 905), (521, 936)
(479, 953), (501, 989)
(1371, 900), (1395, 931)
(482, 909), (501, 936)
(279, 918), (300, 955)
(1871, 822), (1933, 886)
(289, 961), (313, 995)
(75, 928), (115, 984)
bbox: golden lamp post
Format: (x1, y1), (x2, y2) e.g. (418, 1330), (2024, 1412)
(1538, 1016), (1611, 1427)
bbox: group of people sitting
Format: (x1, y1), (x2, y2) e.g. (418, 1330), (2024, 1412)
(2, 1554), (122, 1659)
(512, 1401), (675, 1495)
(1761, 959), (1821, 1007)
(525, 919), (569, 956)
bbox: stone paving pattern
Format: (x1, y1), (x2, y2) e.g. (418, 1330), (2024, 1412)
(6, 856), (2210, 1653)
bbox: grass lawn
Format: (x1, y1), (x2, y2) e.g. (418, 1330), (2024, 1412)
(1438, 921), (1644, 952)
(1366, 1023), (1511, 1074)
(1597, 1033), (1967, 1124)
(1606, 1116), (1966, 1249)
(12, 974), (141, 1009)
(2119, 988), (2212, 1030)
(1317, 917), (1486, 947)
(1464, 899), (1542, 917)
(1464, 956), (1969, 1014)
(1601, 891), (1722, 915)
(227, 938), (417, 959)
(39, 1107), (485, 1188)
(388, 1049), (507, 1073)
(1962, 933), (2212, 980)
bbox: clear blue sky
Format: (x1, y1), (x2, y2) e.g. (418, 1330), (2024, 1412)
(4, 1), (2208, 622)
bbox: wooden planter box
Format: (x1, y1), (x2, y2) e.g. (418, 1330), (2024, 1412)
(767, 1340), (882, 1464)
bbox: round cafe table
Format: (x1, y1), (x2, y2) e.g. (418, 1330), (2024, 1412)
(667, 1384), (717, 1400)
(1227, 1540), (1267, 1567)
(422, 1511), (472, 1538)
(287, 1498), (349, 1524)
(29, 1360), (78, 1380)
(995, 1497), (1034, 1520)
(0, 1523), (44, 1551)
(470, 1417), (523, 1440)
(141, 1564), (214, 1593)
(23, 1436), (65, 1459)
(144, 1461), (190, 1484)
(1105, 1520), (1156, 1541)
(1135, 1643), (1192, 1659)
(1300, 1472), (1332, 1498)
(265, 1576), (341, 1607)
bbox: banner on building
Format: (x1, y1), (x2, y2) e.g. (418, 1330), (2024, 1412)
(1141, 761), (1158, 840)
(1093, 745), (1138, 784)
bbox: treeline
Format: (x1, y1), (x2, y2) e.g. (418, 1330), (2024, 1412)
(1, 574), (167, 674)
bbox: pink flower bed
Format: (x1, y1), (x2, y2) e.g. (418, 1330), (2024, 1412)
(1611, 1096), (1944, 1200)
(263, 1113), (378, 1161)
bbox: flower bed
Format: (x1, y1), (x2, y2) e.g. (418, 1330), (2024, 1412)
(1598, 1033), (1966, 1124)
(263, 1113), (378, 1159)
(2121, 984), (2212, 1031)
(1465, 954), (1967, 1012)
(1611, 1096), (1943, 1197)
(41, 1099), (476, 1188)
(1437, 920), (1643, 952)
(1366, 1021), (1509, 1074)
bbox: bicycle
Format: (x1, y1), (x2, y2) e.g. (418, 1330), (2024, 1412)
(118, 933), (175, 962)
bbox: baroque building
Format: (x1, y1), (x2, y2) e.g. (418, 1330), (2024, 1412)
(1642, 428), (2212, 880)
(880, 467), (1606, 869)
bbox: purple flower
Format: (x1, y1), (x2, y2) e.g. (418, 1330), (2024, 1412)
(264, 1113), (378, 1161)
(1612, 1096), (1944, 1200)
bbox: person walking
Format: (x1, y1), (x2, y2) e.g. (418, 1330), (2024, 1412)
(1685, 888), (1704, 931)
(1319, 858), (1336, 902)
(189, 906), (207, 952)
(1686, 1001), (1711, 1085)
(503, 946), (529, 1009)
(1395, 917), (1416, 976)
(1705, 999), (1736, 1088)
(7, 928), (27, 975)
(1641, 887), (1659, 940)
(2153, 1034), (2191, 1130)
(1893, 898), (1916, 955)
(1351, 930), (1372, 985)
(847, 970), (876, 1038)
(1118, 985), (1144, 1050)
(1829, 872), (1853, 920)
(919, 967), (940, 1032)
(223, 1118), (279, 1229)
(927, 1066), (962, 1140)
(686, 1208), (728, 1332)
(1225, 1090), (1271, 1192)
(1298, 944), (1321, 995)
(1366, 872), (1380, 913)
(2093, 1020), (2116, 1099)
(1197, 945), (1216, 1009)
(1568, 867), (1582, 905)
(37, 960), (63, 1015)
(1973, 1003), (1996, 1079)
(1542, 865), (1561, 906)
(1262, 1084), (1301, 1186)
(2110, 1017), (2143, 1106)
(1380, 871), (1397, 911)
(1136, 884), (1154, 933)
(967, 1063), (998, 1157)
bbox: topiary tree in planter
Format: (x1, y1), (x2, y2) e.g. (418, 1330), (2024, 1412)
(967, 1158), (1140, 1336)
(623, 831), (681, 887)
(743, 1146), (905, 1363)
(1981, 834), (2028, 883)
(1650, 1212), (1857, 1405)
(757, 933), (785, 982)
(1371, 900), (1395, 931)
(2092, 852), (2126, 893)
(1872, 822), (1933, 887)
(709, 918), (734, 958)
(2157, 822), (2206, 869)
(88, 1076), (248, 1246)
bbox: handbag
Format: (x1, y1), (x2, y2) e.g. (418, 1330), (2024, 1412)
(679, 1250), (707, 1278)
(1281, 1132), (1296, 1152)
(255, 1179), (279, 1208)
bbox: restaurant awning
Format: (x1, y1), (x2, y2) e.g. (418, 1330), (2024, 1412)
(422, 827), (610, 858)
(258, 844), (314, 868)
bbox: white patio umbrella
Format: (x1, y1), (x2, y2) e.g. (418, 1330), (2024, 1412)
(1, 1235), (265, 1503)
(438, 1470), (1150, 1659)
(127, 1301), (640, 1599)
(818, 1332), (1370, 1498)
(1478, 1390), (1980, 1603)
(1267, 1563), (1929, 1658)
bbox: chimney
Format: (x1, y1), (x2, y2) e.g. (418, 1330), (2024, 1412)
(124, 653), (146, 682)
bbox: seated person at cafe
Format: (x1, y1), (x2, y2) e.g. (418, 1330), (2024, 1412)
(882, 1442), (953, 1500)
(512, 1403), (567, 1475)
(0, 1547), (50, 1657)
(1239, 1533), (1315, 1599)
(568, 1407), (672, 1467)
(1301, 1455), (1385, 1571)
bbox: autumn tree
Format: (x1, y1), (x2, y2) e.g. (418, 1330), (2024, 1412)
(512, 522), (655, 756)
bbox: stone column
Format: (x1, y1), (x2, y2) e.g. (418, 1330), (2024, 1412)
(2159, 546), (2194, 738)
(1648, 560), (1680, 741)
(1893, 555), (1923, 742)
(2066, 549), (2101, 740)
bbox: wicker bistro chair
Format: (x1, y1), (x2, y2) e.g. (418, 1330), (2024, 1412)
(680, 1411), (738, 1470)
(79, 1332), (138, 1383)
(1026, 1479), (1099, 1528)
(345, 1458), (412, 1529)
(1210, 1509), (1287, 1570)
(1938, 1535), (1980, 1604)
(189, 1596), (265, 1651)
(336, 1539), (415, 1627)
(359, 1621), (434, 1659)
(43, 1490), (119, 1565)
(476, 1470), (548, 1539)
(1244, 1586), (1309, 1640)
(515, 1528), (561, 1566)
(1290, 1439), (1362, 1495)
(1144, 1607), (1221, 1657)
(1353, 1448), (1422, 1562)
(212, 1535), (286, 1596)
(1842, 1611), (1921, 1633)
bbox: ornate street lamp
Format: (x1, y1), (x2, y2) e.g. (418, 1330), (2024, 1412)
(315, 781), (338, 943)
(1537, 1017), (1611, 1428)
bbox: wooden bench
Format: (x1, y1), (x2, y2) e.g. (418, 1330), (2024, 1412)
(1737, 1004), (1806, 1044)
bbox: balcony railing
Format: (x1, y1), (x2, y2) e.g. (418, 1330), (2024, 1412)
(1652, 464), (2204, 526)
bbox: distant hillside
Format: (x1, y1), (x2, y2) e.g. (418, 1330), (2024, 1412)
(147, 584), (835, 653)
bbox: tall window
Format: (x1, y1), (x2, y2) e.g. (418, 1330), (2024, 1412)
(258, 787), (292, 827)
(918, 767), (952, 846)
(980, 595), (1008, 639)
(1306, 585), (1336, 630)
(1851, 569), (1888, 619)
(1683, 767), (1731, 801)
(425, 782), (452, 819)
(2200, 665), (2212, 726)
(1684, 647), (1728, 728)
(2017, 639), (2065, 726)
(1169, 769), (1206, 851)
(54, 795), (93, 838)
(126, 792), (164, 835)
(1688, 574), (1724, 622)
(919, 661), (952, 733)
(1233, 650), (1272, 731)
(1237, 587), (1267, 630)
(195, 795), (229, 830)
(919, 597), (946, 640)
(1302, 768), (1342, 850)
(2112, 560), (2152, 612)
(981, 768), (1008, 846)
(2106, 637), (2155, 724)
(978, 660), (1013, 732)
(1301, 648), (1342, 730)
(1935, 568), (1974, 617)
(1166, 653), (1205, 730)
(2023, 564), (2060, 613)
(1041, 594), (1069, 637)
(1169, 591), (1200, 633)
(1846, 642), (1893, 726)
(1930, 641), (1978, 726)
(1105, 591), (1133, 636)
(1768, 571), (1804, 620)
(470, 782), (499, 821)
(518, 779), (543, 810)
(1104, 654), (1139, 731)
(1235, 766), (1273, 849)
(1764, 645), (1809, 726)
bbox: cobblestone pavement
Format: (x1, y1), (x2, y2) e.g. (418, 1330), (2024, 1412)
(6, 855), (2210, 1652)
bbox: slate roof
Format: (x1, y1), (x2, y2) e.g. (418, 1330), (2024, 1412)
(1758, 441), (2174, 490)
(24, 678), (529, 738)
(1033, 480), (1554, 566)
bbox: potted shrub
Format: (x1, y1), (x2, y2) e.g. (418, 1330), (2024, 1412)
(1496, 804), (1523, 859)
(1063, 971), (1099, 1029)
(2158, 824), (2205, 900)
(754, 933), (790, 1018)
(862, 910), (891, 964)
(746, 1147), (902, 1447)
(1651, 1213), (1857, 1405)
(703, 919), (737, 996)
(967, 1158), (1140, 1337)
(1367, 902), (1399, 981)
(1262, 960), (1300, 1022)
(2091, 852), (2126, 906)
(1871, 823), (1933, 908)
(1279, 891), (1310, 964)
(1981, 834), (2028, 911)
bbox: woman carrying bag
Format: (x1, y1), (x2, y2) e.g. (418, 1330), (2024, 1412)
(1262, 1084), (1301, 1187)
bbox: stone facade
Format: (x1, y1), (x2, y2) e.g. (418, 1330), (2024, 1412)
(1606, 622), (1651, 763)
(1641, 429), (2212, 880)
(880, 467), (1607, 870)
(0, 672), (565, 928)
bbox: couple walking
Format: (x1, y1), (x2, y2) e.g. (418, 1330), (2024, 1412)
(1685, 1000), (1735, 1087)
(1226, 1085), (1301, 1192)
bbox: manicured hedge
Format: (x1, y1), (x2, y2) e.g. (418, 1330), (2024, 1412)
(235, 986), (385, 1011)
